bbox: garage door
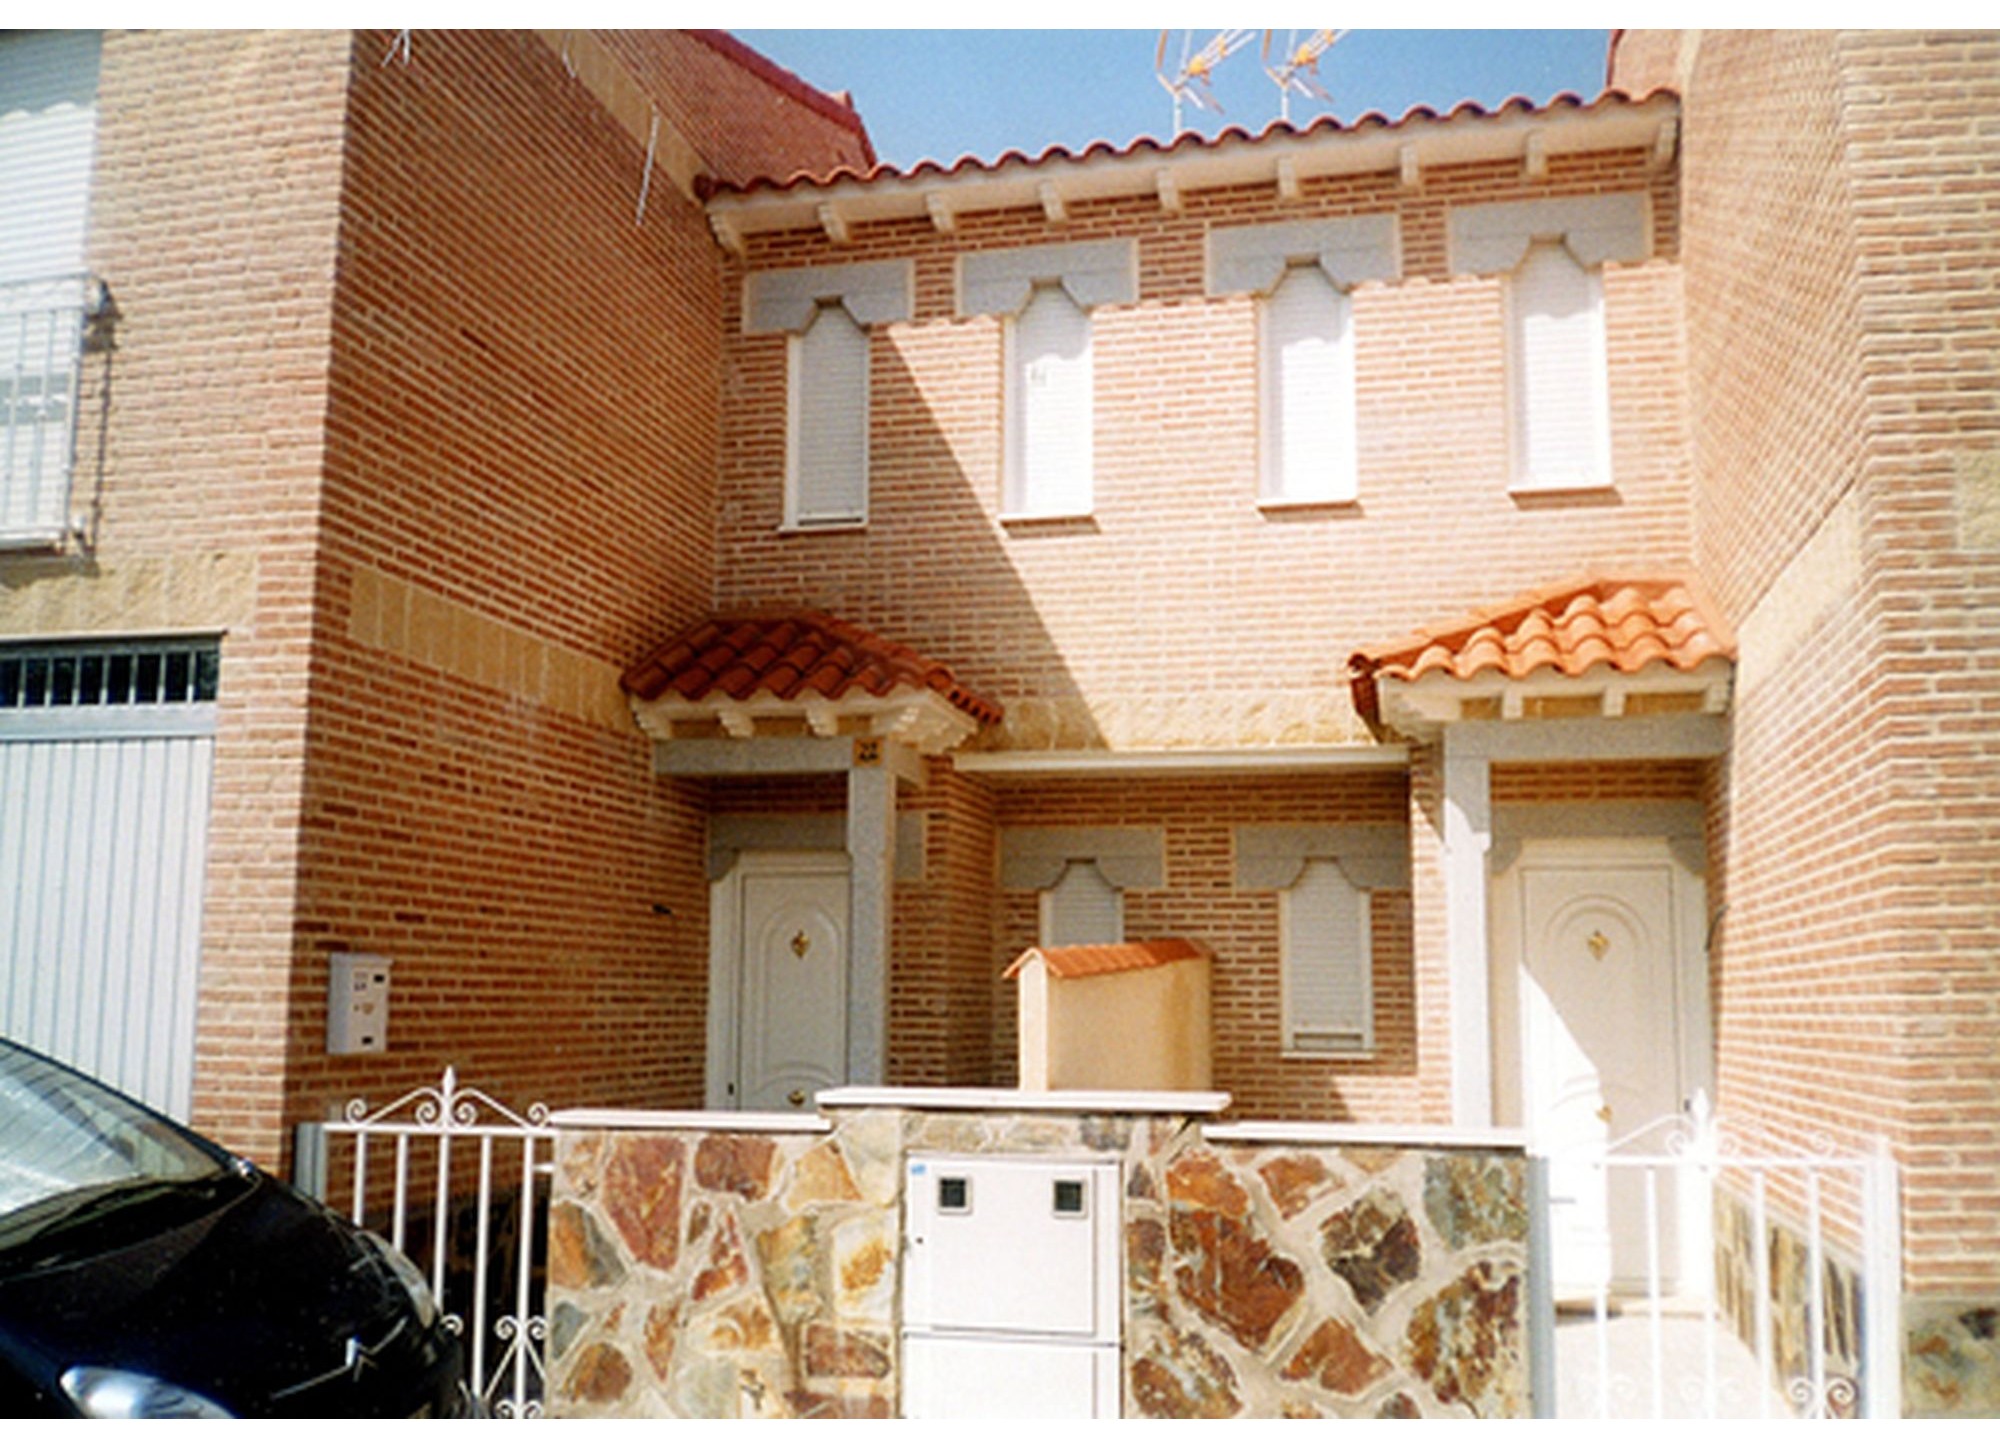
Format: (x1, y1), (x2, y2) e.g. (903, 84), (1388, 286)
(0, 638), (217, 1119)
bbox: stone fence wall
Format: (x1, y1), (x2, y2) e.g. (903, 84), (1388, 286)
(545, 1090), (1529, 1418)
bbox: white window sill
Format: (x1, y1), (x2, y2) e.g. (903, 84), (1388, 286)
(999, 510), (1095, 525)
(777, 518), (868, 536)
(1258, 494), (1357, 513)
(1508, 477), (1613, 498)
(1281, 1048), (1376, 1064)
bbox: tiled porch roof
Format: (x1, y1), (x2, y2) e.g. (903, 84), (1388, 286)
(1348, 576), (1735, 729)
(622, 611), (1002, 725)
(1003, 938), (1211, 982)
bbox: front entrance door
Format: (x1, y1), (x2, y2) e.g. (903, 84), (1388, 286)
(709, 853), (850, 1111)
(1491, 839), (1707, 1295)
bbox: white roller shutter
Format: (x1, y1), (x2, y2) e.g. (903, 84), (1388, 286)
(1281, 859), (1373, 1055)
(0, 30), (101, 285)
(2, 31), (100, 542)
(1041, 861), (1123, 948)
(1260, 265), (1357, 504)
(1508, 240), (1610, 492)
(787, 302), (869, 527)
(1005, 285), (1093, 518)
(1, 641), (217, 1120)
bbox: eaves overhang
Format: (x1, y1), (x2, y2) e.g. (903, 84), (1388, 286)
(703, 89), (1679, 250)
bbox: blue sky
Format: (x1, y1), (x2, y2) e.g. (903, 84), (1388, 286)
(733, 31), (1611, 170)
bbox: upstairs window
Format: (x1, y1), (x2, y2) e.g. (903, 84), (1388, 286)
(742, 260), (912, 533)
(1, 30), (102, 548)
(787, 301), (869, 528)
(1507, 240), (1609, 492)
(1206, 216), (1396, 509)
(1281, 859), (1372, 1057)
(1448, 194), (1648, 496)
(1260, 265), (1357, 505)
(960, 240), (1135, 523)
(1005, 284), (1094, 519)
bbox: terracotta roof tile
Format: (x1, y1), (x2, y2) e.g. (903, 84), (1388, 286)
(1348, 576), (1734, 724)
(699, 87), (1674, 200)
(623, 611), (1001, 725)
(1003, 938), (1212, 982)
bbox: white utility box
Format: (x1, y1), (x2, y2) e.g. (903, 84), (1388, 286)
(327, 952), (390, 1054)
(901, 1154), (1121, 1418)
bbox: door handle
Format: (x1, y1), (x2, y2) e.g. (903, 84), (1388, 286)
(788, 1088), (806, 1107)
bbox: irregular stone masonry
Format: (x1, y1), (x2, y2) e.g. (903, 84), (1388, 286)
(548, 1105), (1528, 1418)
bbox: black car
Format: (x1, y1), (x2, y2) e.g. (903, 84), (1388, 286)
(0, 1038), (466, 1417)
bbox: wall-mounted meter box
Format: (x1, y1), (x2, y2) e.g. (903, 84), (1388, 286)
(327, 953), (391, 1054)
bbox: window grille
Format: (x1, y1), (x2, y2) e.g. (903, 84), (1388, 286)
(0, 639), (221, 710)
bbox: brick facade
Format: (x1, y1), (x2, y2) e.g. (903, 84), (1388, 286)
(1615, 26), (2000, 1400)
(4, 30), (1993, 1411)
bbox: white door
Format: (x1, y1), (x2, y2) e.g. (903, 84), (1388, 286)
(711, 854), (849, 1111)
(1492, 841), (1704, 1295)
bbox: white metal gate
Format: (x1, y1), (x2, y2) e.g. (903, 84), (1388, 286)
(1529, 1098), (1901, 1419)
(295, 1069), (556, 1417)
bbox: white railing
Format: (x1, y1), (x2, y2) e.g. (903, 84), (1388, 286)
(0, 273), (92, 545)
(1529, 1097), (1901, 1420)
(295, 1068), (556, 1418)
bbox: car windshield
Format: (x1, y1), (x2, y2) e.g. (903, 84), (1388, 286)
(0, 1043), (227, 1241)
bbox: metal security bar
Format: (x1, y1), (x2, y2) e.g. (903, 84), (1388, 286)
(297, 1070), (556, 1417)
(0, 274), (92, 545)
(1529, 1099), (1901, 1420)
(0, 639), (221, 711)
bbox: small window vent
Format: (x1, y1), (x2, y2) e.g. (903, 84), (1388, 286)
(0, 639), (220, 709)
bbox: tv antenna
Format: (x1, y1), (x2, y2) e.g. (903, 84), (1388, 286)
(1155, 30), (1256, 135)
(1264, 29), (1346, 123)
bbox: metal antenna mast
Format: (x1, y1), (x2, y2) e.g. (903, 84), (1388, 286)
(1155, 29), (1256, 136)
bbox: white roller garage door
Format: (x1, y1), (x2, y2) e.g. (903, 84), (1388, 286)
(1, 638), (217, 1119)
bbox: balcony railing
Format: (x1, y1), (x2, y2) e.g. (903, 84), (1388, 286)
(1, 273), (94, 548)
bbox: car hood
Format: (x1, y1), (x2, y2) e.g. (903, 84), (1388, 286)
(0, 1170), (446, 1415)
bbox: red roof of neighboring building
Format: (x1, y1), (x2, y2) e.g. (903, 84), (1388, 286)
(685, 30), (874, 165)
(622, 612), (1001, 725)
(699, 87), (1675, 200)
(1003, 938), (1212, 982)
(1348, 576), (1734, 724)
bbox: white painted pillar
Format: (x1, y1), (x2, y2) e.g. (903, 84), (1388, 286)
(845, 747), (896, 1085)
(1442, 727), (1494, 1128)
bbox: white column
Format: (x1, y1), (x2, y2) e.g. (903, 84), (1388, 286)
(845, 747), (896, 1084)
(1443, 727), (1494, 1127)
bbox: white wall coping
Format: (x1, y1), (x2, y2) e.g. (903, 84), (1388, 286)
(549, 1103), (1524, 1149)
(816, 1086), (1233, 1115)
(548, 1108), (833, 1134)
(1204, 1120), (1529, 1150)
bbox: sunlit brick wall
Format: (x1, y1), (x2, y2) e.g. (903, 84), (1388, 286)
(712, 146), (1692, 750)
(1641, 27), (2000, 1325)
(280, 31), (737, 1151)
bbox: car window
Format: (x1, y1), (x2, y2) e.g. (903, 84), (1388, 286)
(0, 1044), (225, 1221)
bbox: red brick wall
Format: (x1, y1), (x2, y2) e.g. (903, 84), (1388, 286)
(274, 31), (737, 1155)
(712, 149), (1690, 727)
(1662, 29), (2000, 1305)
(987, 773), (1419, 1121)
(73, 31), (356, 1158)
(599, 30), (872, 189)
